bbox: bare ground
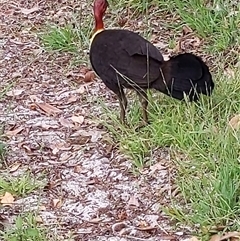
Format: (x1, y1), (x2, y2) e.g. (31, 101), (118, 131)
(0, 0), (199, 240)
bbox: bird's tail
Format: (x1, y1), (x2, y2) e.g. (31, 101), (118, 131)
(153, 53), (214, 101)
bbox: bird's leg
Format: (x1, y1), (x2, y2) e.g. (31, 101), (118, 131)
(116, 88), (127, 124)
(136, 89), (149, 128)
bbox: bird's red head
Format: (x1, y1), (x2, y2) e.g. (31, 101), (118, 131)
(93, 0), (109, 32)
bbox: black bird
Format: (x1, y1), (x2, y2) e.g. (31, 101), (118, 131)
(90, 0), (214, 126)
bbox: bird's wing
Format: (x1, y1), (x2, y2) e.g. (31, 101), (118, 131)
(90, 29), (163, 89)
(112, 30), (164, 88)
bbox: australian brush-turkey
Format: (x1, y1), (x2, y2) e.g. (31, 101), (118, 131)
(90, 0), (214, 125)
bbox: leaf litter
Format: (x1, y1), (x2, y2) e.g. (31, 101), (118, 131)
(0, 0), (227, 240)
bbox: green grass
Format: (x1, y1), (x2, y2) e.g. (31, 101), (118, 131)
(0, 82), (14, 165)
(40, 25), (80, 52)
(0, 141), (6, 162)
(1, 212), (47, 241)
(0, 172), (45, 197)
(39, 13), (93, 65)
(100, 70), (240, 237)
(154, 0), (240, 53)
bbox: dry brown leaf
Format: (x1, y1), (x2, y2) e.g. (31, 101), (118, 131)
(136, 226), (156, 231)
(127, 195), (139, 207)
(74, 165), (82, 173)
(182, 25), (193, 35)
(59, 117), (74, 128)
(29, 95), (62, 115)
(220, 232), (240, 241)
(210, 234), (221, 241)
(67, 96), (78, 104)
(36, 102), (62, 115)
(0, 192), (14, 206)
(84, 71), (96, 82)
(35, 216), (43, 223)
(71, 115), (84, 124)
(21, 6), (40, 15)
(9, 163), (21, 173)
(38, 205), (46, 211)
(88, 218), (103, 223)
(5, 126), (24, 137)
(229, 114), (240, 130)
(52, 199), (62, 208)
(231, 237), (240, 241)
(70, 129), (103, 143)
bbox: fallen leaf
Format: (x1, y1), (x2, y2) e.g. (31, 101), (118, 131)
(182, 25), (193, 35)
(29, 95), (62, 115)
(229, 114), (240, 130)
(36, 102), (62, 115)
(9, 163), (21, 173)
(59, 152), (72, 162)
(88, 218), (103, 223)
(21, 6), (39, 15)
(70, 129), (103, 142)
(59, 117), (74, 128)
(136, 226), (156, 231)
(220, 232), (240, 241)
(74, 165), (82, 173)
(67, 96), (78, 104)
(231, 237), (240, 241)
(52, 199), (62, 208)
(210, 234), (221, 241)
(71, 115), (84, 124)
(0, 192), (14, 206)
(5, 126), (24, 136)
(127, 195), (139, 207)
(84, 71), (96, 82)
(38, 205), (46, 211)
(35, 216), (43, 223)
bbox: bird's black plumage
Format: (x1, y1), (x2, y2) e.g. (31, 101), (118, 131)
(156, 53), (214, 101)
(90, 29), (214, 125)
(90, 29), (164, 91)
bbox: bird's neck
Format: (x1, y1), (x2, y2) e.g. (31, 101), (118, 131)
(94, 14), (104, 32)
(90, 13), (104, 44)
